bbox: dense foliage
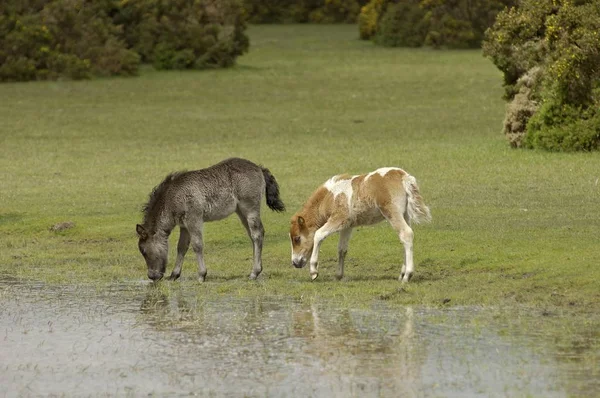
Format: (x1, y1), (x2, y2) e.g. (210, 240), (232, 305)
(243, 0), (369, 24)
(117, 0), (248, 70)
(0, 0), (138, 81)
(359, 0), (513, 48)
(374, 0), (426, 47)
(0, 0), (248, 82)
(483, 0), (600, 151)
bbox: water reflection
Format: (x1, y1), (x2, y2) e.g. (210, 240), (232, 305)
(1, 280), (598, 397)
(138, 285), (425, 396)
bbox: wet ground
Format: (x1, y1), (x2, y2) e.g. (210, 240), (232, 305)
(1, 278), (598, 397)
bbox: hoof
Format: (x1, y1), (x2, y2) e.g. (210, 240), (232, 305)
(198, 275), (206, 283)
(400, 272), (412, 283)
(167, 273), (180, 281)
(310, 273), (319, 281)
(249, 273), (258, 280)
(335, 274), (343, 281)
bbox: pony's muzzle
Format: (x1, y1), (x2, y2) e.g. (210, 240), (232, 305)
(148, 270), (164, 281)
(292, 258), (306, 269)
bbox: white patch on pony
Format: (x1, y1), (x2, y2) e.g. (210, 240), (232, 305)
(366, 167), (404, 179)
(324, 175), (354, 207)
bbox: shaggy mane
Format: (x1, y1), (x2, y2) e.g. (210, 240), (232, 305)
(141, 171), (187, 226)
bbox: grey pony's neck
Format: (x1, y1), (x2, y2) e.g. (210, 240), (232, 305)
(144, 206), (176, 237)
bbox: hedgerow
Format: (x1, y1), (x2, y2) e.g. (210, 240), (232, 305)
(359, 0), (513, 48)
(0, 0), (248, 81)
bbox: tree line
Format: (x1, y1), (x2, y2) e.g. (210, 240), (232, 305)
(2, 0), (598, 151)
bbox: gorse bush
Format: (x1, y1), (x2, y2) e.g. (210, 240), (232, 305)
(374, 0), (427, 47)
(359, 0), (513, 48)
(118, 0), (249, 70)
(422, 0), (512, 48)
(0, 0), (138, 81)
(0, 0), (248, 81)
(483, 0), (600, 151)
(358, 0), (385, 39)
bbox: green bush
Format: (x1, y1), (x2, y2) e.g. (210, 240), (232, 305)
(119, 0), (249, 71)
(0, 0), (139, 82)
(375, 0), (427, 47)
(1, 0), (249, 81)
(361, 0), (513, 48)
(524, 102), (600, 152)
(484, 0), (600, 151)
(424, 13), (475, 48)
(422, 0), (513, 48)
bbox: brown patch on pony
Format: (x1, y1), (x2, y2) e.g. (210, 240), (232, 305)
(363, 169), (407, 209)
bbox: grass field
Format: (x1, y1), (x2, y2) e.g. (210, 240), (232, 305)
(1, 24), (599, 311)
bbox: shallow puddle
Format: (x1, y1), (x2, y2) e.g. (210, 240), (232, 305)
(1, 279), (598, 397)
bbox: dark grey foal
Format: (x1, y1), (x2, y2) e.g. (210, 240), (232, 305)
(136, 158), (285, 282)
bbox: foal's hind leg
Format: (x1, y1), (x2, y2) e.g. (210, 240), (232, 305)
(380, 204), (414, 282)
(236, 207), (264, 280)
(168, 227), (190, 281)
(186, 220), (207, 282)
(336, 228), (353, 280)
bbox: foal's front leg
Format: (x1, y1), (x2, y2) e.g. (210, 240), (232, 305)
(309, 220), (343, 281)
(168, 227), (190, 280)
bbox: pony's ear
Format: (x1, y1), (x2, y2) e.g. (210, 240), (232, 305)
(297, 216), (305, 227)
(136, 224), (147, 239)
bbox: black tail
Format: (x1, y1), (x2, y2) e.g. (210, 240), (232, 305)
(261, 167), (285, 212)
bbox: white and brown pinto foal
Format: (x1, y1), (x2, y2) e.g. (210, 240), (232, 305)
(289, 167), (431, 282)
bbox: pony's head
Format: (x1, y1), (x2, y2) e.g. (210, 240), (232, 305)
(289, 215), (314, 269)
(136, 224), (168, 281)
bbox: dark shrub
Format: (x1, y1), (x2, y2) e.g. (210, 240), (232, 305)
(119, 0), (249, 70)
(361, 0), (513, 48)
(243, 0), (296, 23)
(0, 0), (139, 82)
(422, 0), (513, 48)
(524, 103), (600, 152)
(1, 0), (248, 81)
(375, 0), (427, 47)
(424, 14), (475, 49)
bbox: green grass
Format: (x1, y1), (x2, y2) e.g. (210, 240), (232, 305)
(1, 24), (599, 311)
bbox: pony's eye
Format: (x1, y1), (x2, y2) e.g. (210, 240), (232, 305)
(293, 236), (301, 244)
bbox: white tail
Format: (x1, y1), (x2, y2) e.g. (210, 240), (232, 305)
(402, 175), (431, 224)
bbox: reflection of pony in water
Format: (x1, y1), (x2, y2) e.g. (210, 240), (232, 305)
(289, 167), (431, 282)
(292, 304), (422, 395)
(137, 158), (285, 282)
